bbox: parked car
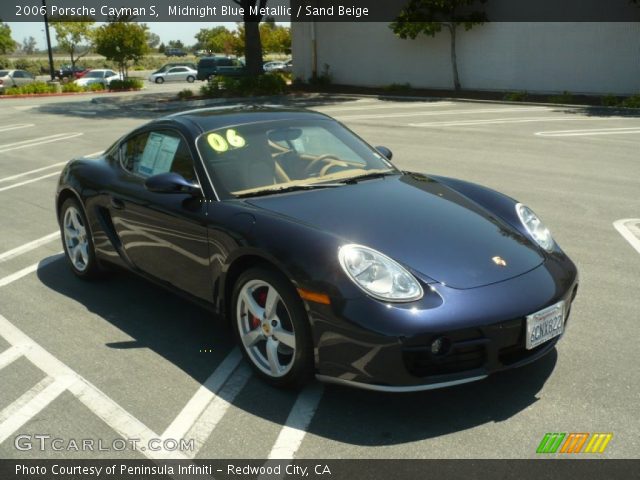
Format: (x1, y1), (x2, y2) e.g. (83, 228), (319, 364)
(73, 69), (122, 88)
(154, 62), (197, 74)
(195, 50), (211, 57)
(149, 66), (197, 84)
(0, 69), (36, 92)
(263, 61), (287, 73)
(165, 48), (188, 57)
(196, 56), (246, 81)
(55, 65), (88, 81)
(55, 106), (579, 391)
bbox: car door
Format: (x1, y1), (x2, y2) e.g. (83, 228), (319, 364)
(12, 70), (28, 86)
(109, 128), (212, 301)
(170, 67), (189, 82)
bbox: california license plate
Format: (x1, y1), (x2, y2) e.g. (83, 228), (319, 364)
(526, 301), (565, 350)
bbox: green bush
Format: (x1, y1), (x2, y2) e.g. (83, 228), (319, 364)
(177, 89), (194, 100)
(601, 94), (619, 107)
(201, 73), (286, 98)
(504, 91), (528, 102)
(109, 78), (144, 91)
(12, 59), (50, 75)
(619, 94), (640, 108)
(0, 56), (11, 69)
(61, 82), (86, 93)
(5, 82), (57, 95)
(88, 83), (106, 92)
(547, 91), (573, 104)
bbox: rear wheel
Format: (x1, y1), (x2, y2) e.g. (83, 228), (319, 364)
(60, 198), (101, 279)
(232, 267), (314, 388)
(186, 76), (195, 83)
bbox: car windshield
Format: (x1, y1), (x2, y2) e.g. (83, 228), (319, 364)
(84, 71), (103, 78)
(197, 118), (396, 199)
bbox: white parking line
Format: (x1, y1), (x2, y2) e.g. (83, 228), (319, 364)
(0, 124), (35, 133)
(536, 127), (640, 137)
(0, 133), (83, 154)
(409, 116), (621, 128)
(336, 106), (551, 121)
(0, 345), (23, 370)
(317, 101), (454, 113)
(613, 219), (640, 255)
(0, 162), (67, 184)
(267, 383), (324, 459)
(0, 233), (59, 264)
(0, 172), (60, 193)
(183, 364), (253, 459)
(0, 254), (62, 288)
(0, 313), (184, 460)
(0, 376), (75, 446)
(163, 348), (243, 441)
(0, 150), (102, 192)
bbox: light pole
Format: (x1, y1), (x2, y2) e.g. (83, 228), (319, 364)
(42, 0), (55, 80)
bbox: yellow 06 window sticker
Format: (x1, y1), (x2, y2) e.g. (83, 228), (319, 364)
(207, 129), (246, 152)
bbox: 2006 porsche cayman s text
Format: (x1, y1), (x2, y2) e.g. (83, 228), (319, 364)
(56, 106), (578, 391)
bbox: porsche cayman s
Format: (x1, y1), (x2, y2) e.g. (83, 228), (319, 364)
(56, 106), (579, 391)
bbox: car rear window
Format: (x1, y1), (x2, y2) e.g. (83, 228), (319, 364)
(0, 71), (8, 76)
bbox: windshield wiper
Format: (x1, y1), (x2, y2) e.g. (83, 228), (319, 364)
(236, 183), (343, 198)
(339, 171), (398, 184)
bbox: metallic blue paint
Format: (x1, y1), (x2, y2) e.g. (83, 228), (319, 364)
(56, 106), (579, 390)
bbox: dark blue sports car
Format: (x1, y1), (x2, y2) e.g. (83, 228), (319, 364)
(56, 106), (579, 392)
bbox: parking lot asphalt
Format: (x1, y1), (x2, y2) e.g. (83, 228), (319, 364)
(0, 92), (638, 460)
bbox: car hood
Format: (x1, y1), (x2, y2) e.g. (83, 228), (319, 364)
(245, 173), (545, 289)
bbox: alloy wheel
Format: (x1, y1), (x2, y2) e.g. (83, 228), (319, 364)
(236, 279), (297, 378)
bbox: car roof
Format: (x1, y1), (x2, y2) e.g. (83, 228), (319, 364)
(165, 105), (333, 132)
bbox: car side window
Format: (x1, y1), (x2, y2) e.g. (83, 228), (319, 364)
(13, 71), (24, 78)
(120, 130), (196, 182)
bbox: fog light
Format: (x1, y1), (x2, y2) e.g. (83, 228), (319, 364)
(431, 337), (450, 355)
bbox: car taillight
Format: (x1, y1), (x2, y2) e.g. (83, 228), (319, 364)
(0, 80), (3, 85)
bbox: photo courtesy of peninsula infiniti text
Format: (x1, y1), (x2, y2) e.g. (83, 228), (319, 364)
(55, 106), (579, 392)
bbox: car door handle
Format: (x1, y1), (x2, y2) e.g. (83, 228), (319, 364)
(110, 197), (125, 210)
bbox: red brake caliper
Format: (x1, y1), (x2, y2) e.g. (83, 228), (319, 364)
(250, 288), (268, 329)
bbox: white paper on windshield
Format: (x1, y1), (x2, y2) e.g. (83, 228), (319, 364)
(139, 133), (180, 176)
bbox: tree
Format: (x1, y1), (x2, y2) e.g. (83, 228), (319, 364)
(94, 19), (149, 79)
(260, 23), (291, 54)
(167, 40), (185, 49)
(22, 36), (37, 55)
(146, 31), (160, 50)
(51, 18), (95, 70)
(233, 0), (267, 75)
(195, 26), (244, 56)
(0, 20), (17, 55)
(390, 0), (488, 91)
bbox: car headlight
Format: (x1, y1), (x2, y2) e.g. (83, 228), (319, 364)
(515, 203), (555, 252)
(338, 244), (423, 302)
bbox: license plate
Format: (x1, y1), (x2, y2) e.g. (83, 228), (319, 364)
(526, 301), (565, 350)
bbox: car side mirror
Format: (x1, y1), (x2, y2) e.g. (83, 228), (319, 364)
(145, 172), (201, 196)
(375, 146), (393, 160)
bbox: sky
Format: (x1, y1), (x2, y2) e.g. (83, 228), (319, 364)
(7, 22), (244, 49)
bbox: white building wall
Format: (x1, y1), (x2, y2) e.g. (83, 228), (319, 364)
(292, 22), (640, 95)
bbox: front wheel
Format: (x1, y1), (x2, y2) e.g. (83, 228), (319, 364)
(59, 198), (101, 279)
(232, 267), (314, 388)
(155, 77), (165, 84)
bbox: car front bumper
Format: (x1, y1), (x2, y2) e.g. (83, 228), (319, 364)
(308, 255), (578, 391)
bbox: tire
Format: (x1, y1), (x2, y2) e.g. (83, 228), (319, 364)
(186, 76), (195, 83)
(59, 198), (101, 279)
(155, 77), (165, 84)
(232, 267), (314, 388)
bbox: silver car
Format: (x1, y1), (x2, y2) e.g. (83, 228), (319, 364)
(148, 66), (197, 84)
(0, 70), (36, 92)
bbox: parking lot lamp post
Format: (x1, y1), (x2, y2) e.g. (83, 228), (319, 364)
(42, 0), (55, 81)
